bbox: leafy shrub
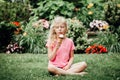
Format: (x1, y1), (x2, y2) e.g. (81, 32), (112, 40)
(31, 0), (75, 20)
(104, 0), (120, 42)
(17, 16), (49, 54)
(0, 2), (30, 22)
(90, 31), (120, 53)
(73, 1), (105, 28)
(104, 0), (120, 28)
(67, 18), (88, 53)
(116, 25), (120, 41)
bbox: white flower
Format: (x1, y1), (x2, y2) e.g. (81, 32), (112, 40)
(90, 22), (94, 28)
(89, 20), (109, 31)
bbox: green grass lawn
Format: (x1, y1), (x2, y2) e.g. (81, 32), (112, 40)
(0, 53), (120, 80)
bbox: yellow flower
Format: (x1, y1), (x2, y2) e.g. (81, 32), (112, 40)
(32, 22), (39, 28)
(87, 3), (94, 8)
(74, 8), (80, 11)
(103, 25), (109, 29)
(14, 31), (19, 35)
(17, 27), (22, 32)
(23, 32), (27, 36)
(88, 11), (93, 15)
(117, 4), (120, 8)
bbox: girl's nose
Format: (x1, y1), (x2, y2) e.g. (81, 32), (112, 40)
(58, 27), (61, 30)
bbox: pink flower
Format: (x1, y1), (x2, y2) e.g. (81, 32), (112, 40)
(38, 19), (49, 29)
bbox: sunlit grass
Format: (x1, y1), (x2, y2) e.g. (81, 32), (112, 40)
(0, 53), (120, 80)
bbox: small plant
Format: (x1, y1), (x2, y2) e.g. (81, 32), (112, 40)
(67, 18), (88, 53)
(6, 42), (23, 54)
(90, 32), (120, 53)
(18, 17), (49, 54)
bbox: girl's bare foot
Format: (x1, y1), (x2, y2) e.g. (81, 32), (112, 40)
(69, 72), (88, 76)
(55, 74), (59, 77)
(78, 72), (88, 76)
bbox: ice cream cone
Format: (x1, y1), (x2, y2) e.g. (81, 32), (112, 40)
(58, 34), (64, 43)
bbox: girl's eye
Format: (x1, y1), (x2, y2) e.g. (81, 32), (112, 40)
(59, 26), (65, 28)
(56, 26), (59, 28)
(54, 26), (65, 28)
(54, 26), (59, 28)
(61, 26), (65, 28)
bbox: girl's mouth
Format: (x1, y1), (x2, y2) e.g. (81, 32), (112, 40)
(58, 32), (63, 34)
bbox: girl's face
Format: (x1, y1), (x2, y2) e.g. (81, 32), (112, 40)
(54, 23), (67, 36)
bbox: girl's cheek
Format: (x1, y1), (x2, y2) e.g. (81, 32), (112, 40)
(63, 29), (67, 34)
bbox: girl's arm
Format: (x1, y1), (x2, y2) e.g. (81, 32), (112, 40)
(48, 41), (61, 61)
(48, 47), (58, 60)
(63, 50), (74, 70)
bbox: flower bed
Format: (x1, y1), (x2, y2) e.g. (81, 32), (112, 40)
(85, 44), (107, 54)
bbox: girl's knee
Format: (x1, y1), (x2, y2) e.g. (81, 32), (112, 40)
(81, 61), (87, 68)
(48, 65), (57, 75)
(48, 65), (54, 72)
(48, 64), (58, 73)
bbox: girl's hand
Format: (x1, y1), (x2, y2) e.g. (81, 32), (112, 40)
(63, 65), (70, 70)
(56, 39), (62, 49)
(56, 38), (63, 49)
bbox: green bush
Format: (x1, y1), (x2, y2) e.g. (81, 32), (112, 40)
(73, 0), (105, 28)
(104, 0), (120, 41)
(0, 2), (30, 22)
(116, 25), (120, 41)
(67, 18), (88, 53)
(90, 31), (120, 53)
(17, 16), (49, 54)
(104, 0), (120, 28)
(31, 0), (105, 28)
(31, 0), (75, 20)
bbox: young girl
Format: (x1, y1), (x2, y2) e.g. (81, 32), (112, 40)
(46, 16), (87, 76)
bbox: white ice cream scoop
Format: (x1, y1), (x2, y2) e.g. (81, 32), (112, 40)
(59, 34), (64, 39)
(58, 34), (64, 44)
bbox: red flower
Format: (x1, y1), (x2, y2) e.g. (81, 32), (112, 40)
(11, 21), (22, 35)
(98, 45), (103, 49)
(85, 46), (91, 53)
(12, 21), (20, 27)
(92, 49), (96, 53)
(102, 47), (107, 52)
(85, 44), (108, 54)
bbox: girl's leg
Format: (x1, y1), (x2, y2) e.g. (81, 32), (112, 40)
(48, 63), (86, 75)
(48, 63), (71, 75)
(67, 61), (87, 73)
